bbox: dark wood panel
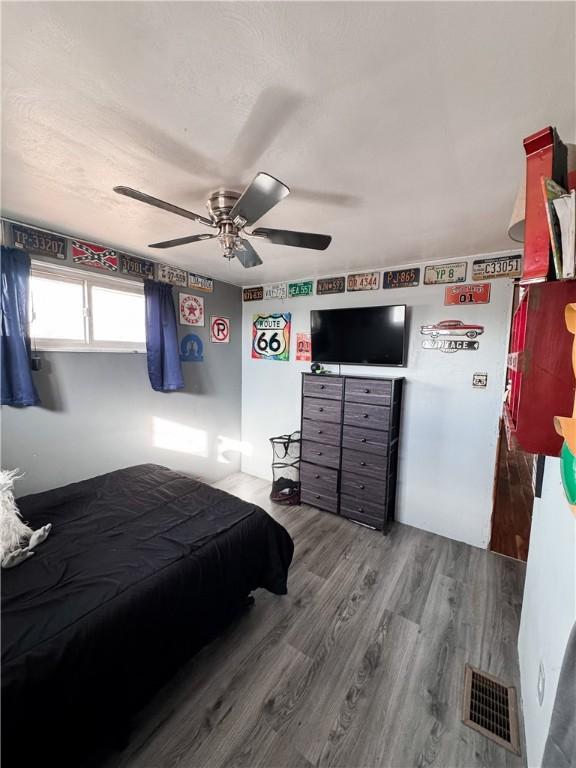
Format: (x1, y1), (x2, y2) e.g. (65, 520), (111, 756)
(343, 401), (391, 431)
(301, 418), (341, 447)
(300, 488), (338, 514)
(300, 461), (338, 496)
(340, 496), (385, 528)
(301, 440), (340, 470)
(303, 376), (343, 401)
(342, 425), (389, 457)
(341, 447), (387, 479)
(345, 378), (392, 406)
(340, 471), (387, 503)
(302, 397), (342, 424)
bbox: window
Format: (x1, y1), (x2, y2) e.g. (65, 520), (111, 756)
(30, 262), (146, 352)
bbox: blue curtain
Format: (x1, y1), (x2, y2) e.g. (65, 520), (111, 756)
(1, 247), (40, 407)
(144, 280), (184, 392)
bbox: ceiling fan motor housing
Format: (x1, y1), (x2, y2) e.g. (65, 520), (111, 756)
(207, 190), (242, 258)
(207, 189), (241, 223)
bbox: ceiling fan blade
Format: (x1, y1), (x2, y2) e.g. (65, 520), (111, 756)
(229, 173), (290, 227)
(149, 233), (218, 249)
(251, 227), (332, 251)
(114, 186), (215, 228)
(234, 238), (263, 268)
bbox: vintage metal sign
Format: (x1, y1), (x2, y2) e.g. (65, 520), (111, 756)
(444, 283), (491, 306)
(188, 273), (214, 293)
(296, 332), (312, 362)
(179, 293), (205, 326)
(72, 240), (119, 271)
(252, 313), (291, 361)
(11, 223), (66, 259)
(288, 280), (313, 297)
(472, 255), (522, 281)
(317, 276), (345, 295)
(473, 372), (488, 387)
(180, 334), (204, 362)
(243, 286), (263, 302)
(210, 316), (230, 343)
(157, 263), (188, 287)
(263, 282), (287, 300)
(347, 271), (380, 291)
(424, 262), (467, 285)
(422, 338), (479, 353)
(382, 267), (420, 289)
(420, 319), (484, 339)
(120, 254), (155, 279)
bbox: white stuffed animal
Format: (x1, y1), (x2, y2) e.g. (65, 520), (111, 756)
(0, 469), (52, 568)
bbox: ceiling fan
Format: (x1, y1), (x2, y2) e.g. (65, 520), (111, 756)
(113, 172), (332, 268)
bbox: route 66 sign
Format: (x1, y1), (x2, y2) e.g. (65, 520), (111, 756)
(252, 313), (291, 361)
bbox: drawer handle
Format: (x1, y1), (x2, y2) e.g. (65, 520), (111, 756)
(315, 473), (320, 479)
(359, 484), (365, 489)
(361, 437), (367, 443)
(315, 494), (321, 499)
(317, 429), (323, 434)
(320, 384), (325, 389)
(358, 507), (364, 512)
(360, 461), (366, 466)
(364, 388), (370, 394)
(319, 407), (324, 412)
(316, 451), (322, 455)
(363, 413), (369, 419)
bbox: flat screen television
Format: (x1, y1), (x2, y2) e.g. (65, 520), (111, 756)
(310, 305), (406, 366)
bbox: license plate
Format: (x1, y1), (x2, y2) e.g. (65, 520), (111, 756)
(382, 268), (420, 289)
(472, 255), (522, 280)
(424, 262), (467, 284)
(11, 223), (66, 259)
(347, 271), (380, 291)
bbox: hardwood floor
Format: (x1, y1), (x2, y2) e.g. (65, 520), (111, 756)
(105, 473), (526, 768)
(490, 429), (534, 562)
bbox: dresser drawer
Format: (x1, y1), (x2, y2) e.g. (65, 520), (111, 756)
(300, 461), (338, 495)
(302, 397), (342, 424)
(341, 448), (386, 479)
(345, 378), (392, 406)
(302, 418), (341, 446)
(343, 402), (390, 431)
(301, 440), (340, 469)
(342, 425), (389, 457)
(301, 489), (338, 514)
(341, 471), (386, 503)
(303, 376), (344, 401)
(340, 496), (385, 529)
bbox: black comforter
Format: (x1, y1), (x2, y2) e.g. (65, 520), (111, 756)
(1, 464), (293, 767)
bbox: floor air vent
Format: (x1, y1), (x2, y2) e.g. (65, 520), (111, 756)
(462, 664), (521, 755)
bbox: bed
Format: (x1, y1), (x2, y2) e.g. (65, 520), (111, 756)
(1, 464), (294, 767)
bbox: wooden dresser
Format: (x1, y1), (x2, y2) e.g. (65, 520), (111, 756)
(300, 373), (404, 532)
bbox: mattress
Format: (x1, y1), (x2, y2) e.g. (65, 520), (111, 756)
(1, 464), (294, 766)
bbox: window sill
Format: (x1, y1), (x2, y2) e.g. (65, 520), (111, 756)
(34, 346), (147, 354)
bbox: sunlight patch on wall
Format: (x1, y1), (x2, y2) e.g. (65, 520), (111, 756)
(217, 436), (253, 464)
(152, 417), (208, 457)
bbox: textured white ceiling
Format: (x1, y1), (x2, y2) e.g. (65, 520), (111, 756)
(2, 1), (575, 286)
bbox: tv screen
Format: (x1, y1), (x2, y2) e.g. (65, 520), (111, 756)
(310, 305), (406, 366)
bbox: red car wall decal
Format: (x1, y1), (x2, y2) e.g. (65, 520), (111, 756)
(420, 319), (485, 353)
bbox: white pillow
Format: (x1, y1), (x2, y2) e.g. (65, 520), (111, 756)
(0, 469), (51, 568)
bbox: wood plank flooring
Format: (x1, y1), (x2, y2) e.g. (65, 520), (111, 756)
(104, 473), (526, 768)
(490, 429), (534, 562)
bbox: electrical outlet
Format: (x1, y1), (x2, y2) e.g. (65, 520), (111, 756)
(537, 660), (545, 706)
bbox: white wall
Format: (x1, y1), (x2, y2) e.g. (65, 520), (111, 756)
(518, 458), (576, 768)
(241, 253), (514, 549)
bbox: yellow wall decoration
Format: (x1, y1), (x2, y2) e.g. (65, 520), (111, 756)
(554, 303), (576, 516)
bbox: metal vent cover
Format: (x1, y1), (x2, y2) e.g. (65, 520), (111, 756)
(462, 664), (521, 755)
